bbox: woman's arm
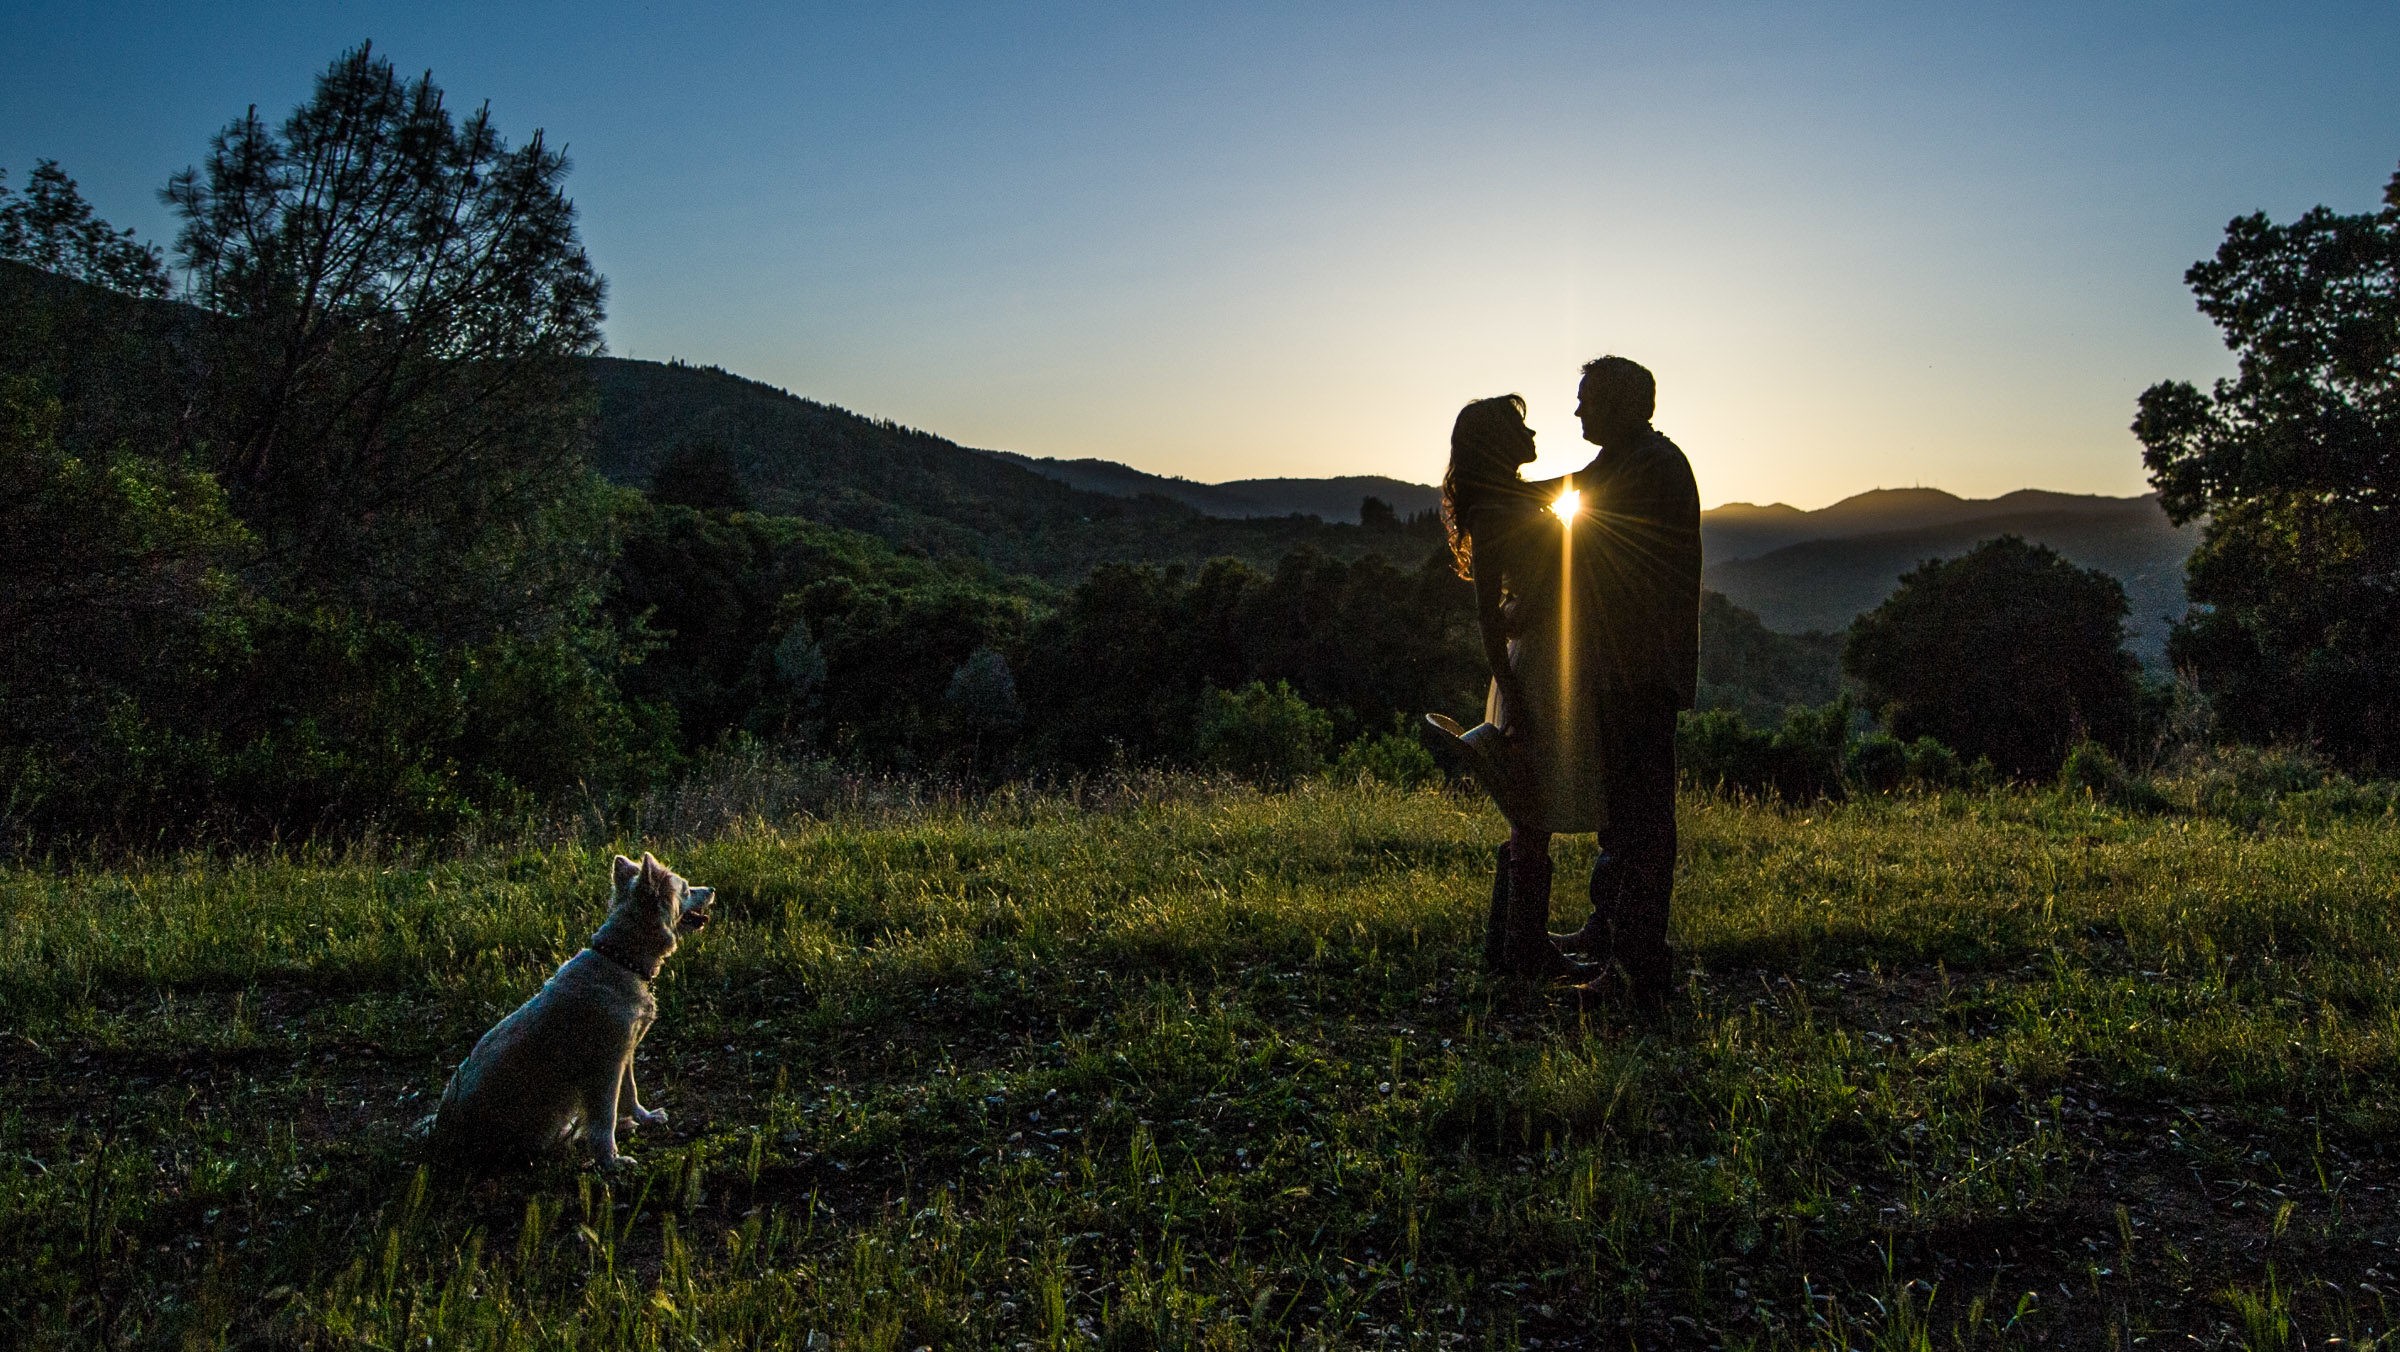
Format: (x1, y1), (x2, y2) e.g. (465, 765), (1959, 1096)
(1474, 565), (1531, 734)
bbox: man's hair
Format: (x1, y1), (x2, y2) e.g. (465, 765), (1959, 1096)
(1580, 356), (1655, 422)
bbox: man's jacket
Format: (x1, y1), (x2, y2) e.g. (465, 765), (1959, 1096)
(1573, 428), (1702, 711)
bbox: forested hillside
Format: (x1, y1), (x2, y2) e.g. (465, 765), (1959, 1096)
(981, 451), (1443, 523)
(1, 246), (1840, 848)
(586, 357), (1432, 581)
(1705, 496), (2198, 659)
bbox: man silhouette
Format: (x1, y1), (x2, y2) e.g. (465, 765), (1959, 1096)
(1555, 356), (1701, 1009)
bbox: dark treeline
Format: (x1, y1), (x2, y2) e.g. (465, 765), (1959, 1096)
(588, 357), (1456, 583)
(599, 495), (1849, 792)
(9, 47), (2392, 851)
(611, 499), (1481, 774)
(0, 45), (1831, 852)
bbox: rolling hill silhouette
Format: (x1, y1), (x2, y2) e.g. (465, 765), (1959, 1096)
(590, 355), (2198, 656)
(584, 358), (1419, 581)
(983, 450), (1442, 523)
(1, 253), (2193, 656)
(1701, 490), (2200, 661)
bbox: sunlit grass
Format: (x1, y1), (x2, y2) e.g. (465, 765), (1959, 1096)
(4, 782), (2398, 1347)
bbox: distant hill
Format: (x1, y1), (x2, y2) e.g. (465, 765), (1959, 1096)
(594, 359), (2199, 659)
(584, 358), (1430, 581)
(1700, 487), (2167, 562)
(985, 452), (1443, 524)
(1214, 476), (1443, 523)
(1702, 492), (2200, 663)
(979, 451), (1271, 517)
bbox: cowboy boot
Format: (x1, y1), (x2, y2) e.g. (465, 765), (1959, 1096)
(1505, 840), (1594, 982)
(1550, 850), (1621, 958)
(1482, 842), (1511, 974)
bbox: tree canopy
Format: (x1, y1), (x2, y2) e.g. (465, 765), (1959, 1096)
(0, 160), (169, 297)
(2134, 160), (2400, 763)
(1843, 535), (2139, 779)
(165, 41), (611, 642)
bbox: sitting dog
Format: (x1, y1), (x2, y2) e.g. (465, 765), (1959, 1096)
(429, 852), (713, 1168)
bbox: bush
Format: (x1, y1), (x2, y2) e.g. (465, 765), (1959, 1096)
(1680, 699), (1979, 802)
(1770, 697), (1857, 799)
(1903, 736), (1966, 790)
(1329, 723), (1442, 790)
(1195, 681), (1333, 790)
(1847, 731), (1909, 792)
(2176, 746), (2354, 827)
(1677, 709), (1777, 796)
(1844, 535), (2141, 778)
(2060, 739), (2168, 811)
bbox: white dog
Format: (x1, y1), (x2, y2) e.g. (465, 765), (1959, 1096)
(429, 852), (713, 1168)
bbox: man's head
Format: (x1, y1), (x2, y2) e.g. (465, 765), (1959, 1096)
(1576, 356), (1655, 447)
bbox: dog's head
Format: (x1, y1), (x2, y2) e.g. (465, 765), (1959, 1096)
(603, 852), (715, 966)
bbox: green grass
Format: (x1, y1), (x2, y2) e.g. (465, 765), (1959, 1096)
(5, 781), (2400, 1348)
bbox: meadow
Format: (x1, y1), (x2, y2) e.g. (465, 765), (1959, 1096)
(5, 775), (2399, 1349)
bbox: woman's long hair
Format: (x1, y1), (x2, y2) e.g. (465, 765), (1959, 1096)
(1441, 394), (1531, 580)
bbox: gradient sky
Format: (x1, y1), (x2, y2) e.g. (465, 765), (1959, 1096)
(6, 3), (2397, 507)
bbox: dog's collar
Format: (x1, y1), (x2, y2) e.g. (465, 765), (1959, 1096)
(587, 934), (660, 982)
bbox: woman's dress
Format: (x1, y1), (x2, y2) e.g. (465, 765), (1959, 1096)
(1470, 494), (1608, 834)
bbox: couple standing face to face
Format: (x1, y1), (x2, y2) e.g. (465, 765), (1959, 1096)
(1472, 367), (1648, 471)
(1437, 356), (1694, 1003)
(1450, 361), (1659, 508)
(1439, 358), (1661, 586)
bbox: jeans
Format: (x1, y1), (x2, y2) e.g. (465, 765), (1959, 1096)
(1590, 689), (1678, 992)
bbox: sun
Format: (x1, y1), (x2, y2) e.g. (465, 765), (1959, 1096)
(1550, 488), (1581, 522)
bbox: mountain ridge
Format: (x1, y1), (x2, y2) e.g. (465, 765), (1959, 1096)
(585, 352), (2197, 654)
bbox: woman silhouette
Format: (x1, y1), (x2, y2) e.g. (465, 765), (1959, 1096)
(1431, 395), (1605, 980)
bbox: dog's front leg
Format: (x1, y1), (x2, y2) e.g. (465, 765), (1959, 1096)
(618, 1059), (668, 1132)
(586, 1057), (635, 1169)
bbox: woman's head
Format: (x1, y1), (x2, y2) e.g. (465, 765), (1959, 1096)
(1442, 394), (1534, 579)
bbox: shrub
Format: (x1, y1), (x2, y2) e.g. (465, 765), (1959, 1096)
(2060, 739), (2168, 811)
(1846, 731), (1909, 793)
(1678, 697), (1882, 802)
(1770, 697), (1858, 800)
(1903, 736), (1965, 790)
(1681, 699), (1977, 802)
(1329, 723), (1441, 790)
(2176, 746), (2356, 827)
(1195, 681), (1333, 790)
(1844, 535), (2141, 778)
(1677, 709), (1777, 796)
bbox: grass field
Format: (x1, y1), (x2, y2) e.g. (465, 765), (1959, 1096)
(5, 778), (2399, 1349)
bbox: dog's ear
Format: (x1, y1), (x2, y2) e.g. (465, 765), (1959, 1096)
(638, 853), (677, 922)
(612, 854), (641, 890)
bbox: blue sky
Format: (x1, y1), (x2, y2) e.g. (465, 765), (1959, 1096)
(6, 2), (2396, 506)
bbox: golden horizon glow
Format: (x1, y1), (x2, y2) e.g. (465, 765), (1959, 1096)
(1550, 488), (1581, 523)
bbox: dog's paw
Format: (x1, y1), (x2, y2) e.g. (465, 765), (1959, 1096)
(596, 1152), (639, 1173)
(631, 1105), (668, 1128)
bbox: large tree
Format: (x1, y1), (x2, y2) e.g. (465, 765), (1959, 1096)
(0, 45), (639, 845)
(1843, 536), (2140, 779)
(2134, 161), (2400, 764)
(0, 160), (170, 296)
(165, 42), (611, 642)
